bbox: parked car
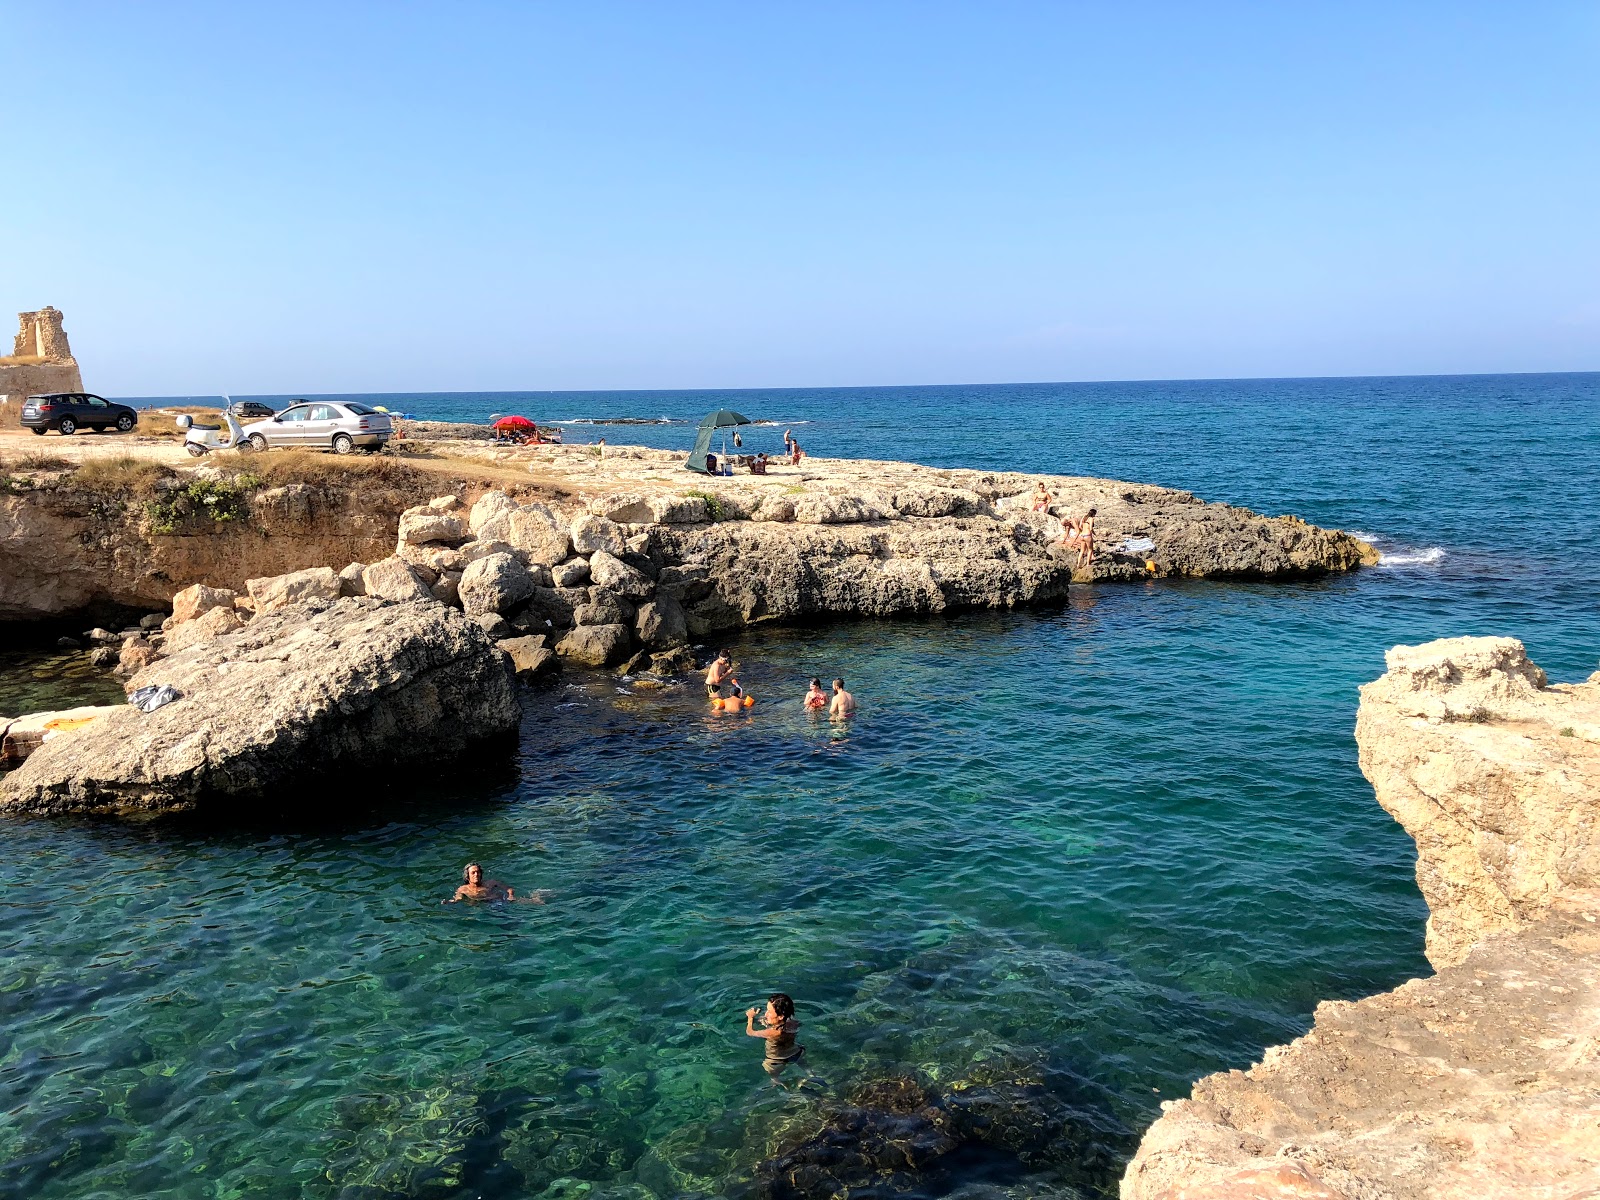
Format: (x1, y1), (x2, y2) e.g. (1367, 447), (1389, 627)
(240, 401), (393, 454)
(226, 399), (277, 420)
(20, 393), (138, 436)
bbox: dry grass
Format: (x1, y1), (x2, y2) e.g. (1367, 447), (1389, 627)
(17, 451), (71, 471)
(218, 449), (439, 490)
(73, 454), (174, 495)
(136, 406), (221, 440)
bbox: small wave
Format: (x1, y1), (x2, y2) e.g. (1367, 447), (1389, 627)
(1346, 530), (1381, 543)
(550, 417), (685, 426)
(750, 419), (809, 426)
(1379, 546), (1447, 567)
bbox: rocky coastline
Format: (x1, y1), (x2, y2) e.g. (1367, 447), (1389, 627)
(1121, 637), (1600, 1199)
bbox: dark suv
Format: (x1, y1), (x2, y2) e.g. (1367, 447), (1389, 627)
(20, 393), (139, 436)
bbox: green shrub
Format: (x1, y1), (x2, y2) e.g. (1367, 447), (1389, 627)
(146, 477), (253, 534)
(683, 489), (726, 521)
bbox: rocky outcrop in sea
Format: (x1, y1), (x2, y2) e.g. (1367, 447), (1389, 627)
(1121, 637), (1600, 1199)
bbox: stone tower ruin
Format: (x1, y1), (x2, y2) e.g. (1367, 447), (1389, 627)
(0, 307), (87, 427)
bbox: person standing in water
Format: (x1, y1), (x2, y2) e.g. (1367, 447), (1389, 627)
(746, 993), (804, 1078)
(803, 678), (827, 710)
(705, 650), (733, 699)
(829, 677), (855, 719)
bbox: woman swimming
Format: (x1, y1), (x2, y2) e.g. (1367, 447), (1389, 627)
(745, 993), (804, 1077)
(803, 678), (827, 710)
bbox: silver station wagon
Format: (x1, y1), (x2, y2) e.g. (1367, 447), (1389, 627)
(240, 401), (393, 454)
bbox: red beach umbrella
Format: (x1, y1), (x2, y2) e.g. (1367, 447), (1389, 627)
(492, 415), (537, 431)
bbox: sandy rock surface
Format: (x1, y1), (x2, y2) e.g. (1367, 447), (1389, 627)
(1122, 638), (1600, 1200)
(0, 597), (519, 817)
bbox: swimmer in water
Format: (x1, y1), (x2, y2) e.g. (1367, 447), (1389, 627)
(449, 862), (539, 903)
(829, 677), (856, 719)
(803, 677), (827, 710)
(728, 677), (745, 700)
(705, 650), (732, 699)
(746, 992), (805, 1079)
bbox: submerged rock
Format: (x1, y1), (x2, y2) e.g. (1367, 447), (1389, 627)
(0, 597), (519, 818)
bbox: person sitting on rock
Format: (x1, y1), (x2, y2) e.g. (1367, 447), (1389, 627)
(746, 992), (805, 1079)
(705, 650), (732, 699)
(803, 678), (827, 710)
(1031, 482), (1052, 513)
(451, 862), (514, 902)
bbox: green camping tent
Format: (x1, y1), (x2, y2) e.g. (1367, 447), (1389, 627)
(684, 409), (751, 474)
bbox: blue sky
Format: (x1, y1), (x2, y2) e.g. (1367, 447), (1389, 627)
(8, 2), (1599, 393)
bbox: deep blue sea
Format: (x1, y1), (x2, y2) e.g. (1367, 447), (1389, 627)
(5, 374), (1599, 1199)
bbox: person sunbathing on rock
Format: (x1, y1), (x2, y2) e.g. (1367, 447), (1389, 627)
(450, 862), (521, 903)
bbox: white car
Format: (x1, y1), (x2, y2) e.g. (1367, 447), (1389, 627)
(240, 401), (393, 454)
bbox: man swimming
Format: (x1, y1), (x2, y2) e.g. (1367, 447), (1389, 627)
(705, 650), (732, 699)
(829, 677), (856, 719)
(451, 862), (514, 902)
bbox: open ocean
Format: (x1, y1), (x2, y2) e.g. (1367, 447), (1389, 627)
(4, 373), (1599, 1198)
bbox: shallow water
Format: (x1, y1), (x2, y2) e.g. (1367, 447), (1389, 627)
(5, 374), (1599, 1198)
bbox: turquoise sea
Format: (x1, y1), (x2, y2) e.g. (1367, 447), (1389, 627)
(5, 374), (1600, 1198)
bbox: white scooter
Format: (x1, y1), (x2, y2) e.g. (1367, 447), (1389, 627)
(176, 408), (251, 457)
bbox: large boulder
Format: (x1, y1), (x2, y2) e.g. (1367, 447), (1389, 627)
(573, 588), (634, 627)
(650, 494), (711, 524)
(458, 552), (536, 616)
(396, 505), (467, 547)
(551, 557), (590, 587)
(468, 490), (517, 534)
(170, 583), (237, 625)
(498, 635), (559, 680)
(553, 623), (633, 668)
(0, 598), (519, 817)
(247, 567), (342, 614)
(361, 556), (434, 603)
(164, 604), (245, 655)
(477, 507), (571, 566)
(569, 513), (626, 556)
(588, 549), (654, 600)
(634, 594), (688, 649)
(589, 492), (654, 524)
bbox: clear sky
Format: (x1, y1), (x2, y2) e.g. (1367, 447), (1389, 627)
(8, 2), (1600, 394)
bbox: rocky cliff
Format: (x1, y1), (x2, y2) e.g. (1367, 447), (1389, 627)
(1121, 638), (1600, 1200)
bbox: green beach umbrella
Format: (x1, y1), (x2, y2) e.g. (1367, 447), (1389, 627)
(685, 409), (752, 473)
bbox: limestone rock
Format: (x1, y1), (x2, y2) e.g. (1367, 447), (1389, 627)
(648, 645), (699, 675)
(554, 623), (633, 668)
(338, 562), (367, 597)
(361, 556), (434, 604)
(1356, 636), (1600, 968)
(426, 495), (461, 512)
(794, 492), (884, 524)
(88, 645), (118, 668)
(635, 594), (688, 649)
(551, 557), (590, 587)
(170, 583), (237, 625)
(891, 486), (987, 518)
(2, 706), (123, 767)
(751, 494), (796, 523)
(649, 494), (710, 524)
(587, 549), (653, 600)
(247, 567), (341, 615)
(590, 492), (654, 524)
(573, 588), (634, 627)
(423, 546), (463, 574)
(569, 513), (625, 556)
(458, 538), (516, 566)
(470, 612), (513, 640)
(117, 635), (158, 675)
(391, 542), (441, 583)
(430, 570), (462, 607)
(458, 552), (536, 617)
(498, 635), (559, 679)
(467, 490), (516, 534)
(396, 505), (466, 547)
(164, 604), (246, 655)
(477, 507), (570, 566)
(0, 598), (519, 817)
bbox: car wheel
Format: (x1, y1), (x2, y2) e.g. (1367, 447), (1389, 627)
(58, 417), (76, 435)
(116, 414), (135, 432)
(249, 433), (269, 452)
(332, 433), (354, 455)
(29, 426), (45, 436)
(186, 443), (207, 457)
